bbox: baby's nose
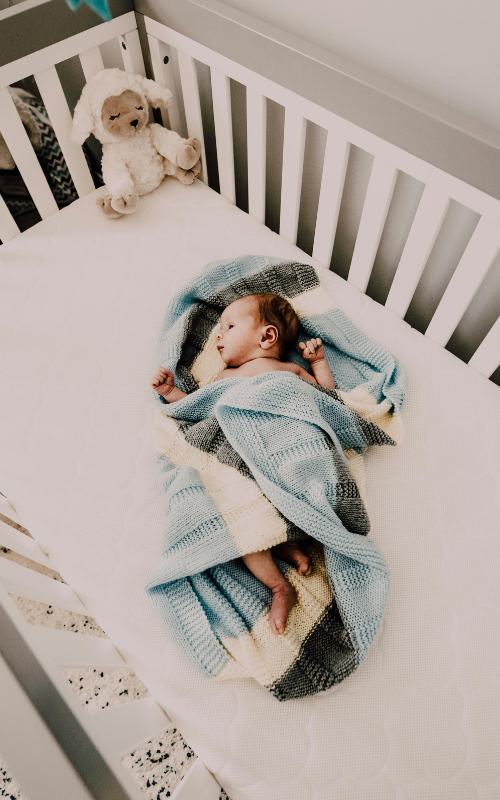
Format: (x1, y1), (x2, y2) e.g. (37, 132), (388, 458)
(216, 331), (222, 340)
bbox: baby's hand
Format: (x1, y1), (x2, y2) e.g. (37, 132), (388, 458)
(299, 338), (325, 364)
(151, 367), (176, 398)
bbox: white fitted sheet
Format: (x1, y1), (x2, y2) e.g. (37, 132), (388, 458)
(1, 179), (499, 800)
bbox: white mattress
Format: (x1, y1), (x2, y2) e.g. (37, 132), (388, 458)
(1, 179), (499, 800)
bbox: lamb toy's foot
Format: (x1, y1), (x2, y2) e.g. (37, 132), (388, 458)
(110, 192), (139, 215)
(176, 137), (202, 170)
(97, 194), (123, 219)
(175, 160), (201, 185)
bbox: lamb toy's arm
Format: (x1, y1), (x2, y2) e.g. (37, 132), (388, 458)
(149, 124), (201, 173)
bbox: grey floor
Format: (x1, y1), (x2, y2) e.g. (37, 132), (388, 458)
(0, 512), (231, 800)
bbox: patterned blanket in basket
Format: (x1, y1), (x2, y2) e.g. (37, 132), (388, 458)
(146, 256), (407, 700)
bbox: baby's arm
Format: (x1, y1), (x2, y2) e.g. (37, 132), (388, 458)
(151, 367), (187, 403)
(299, 338), (335, 389)
(295, 365), (318, 385)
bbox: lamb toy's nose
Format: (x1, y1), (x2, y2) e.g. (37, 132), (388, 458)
(130, 119), (138, 127)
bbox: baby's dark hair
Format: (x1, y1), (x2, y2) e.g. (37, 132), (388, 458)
(251, 293), (301, 358)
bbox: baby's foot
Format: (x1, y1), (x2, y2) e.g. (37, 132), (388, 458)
(151, 367), (175, 399)
(272, 541), (313, 576)
(269, 580), (297, 635)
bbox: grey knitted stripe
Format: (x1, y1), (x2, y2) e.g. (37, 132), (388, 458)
(270, 599), (357, 701)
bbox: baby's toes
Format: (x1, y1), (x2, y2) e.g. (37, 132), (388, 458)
(296, 555), (312, 576)
(287, 546), (312, 575)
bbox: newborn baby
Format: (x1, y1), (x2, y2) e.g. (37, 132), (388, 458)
(151, 293), (336, 635)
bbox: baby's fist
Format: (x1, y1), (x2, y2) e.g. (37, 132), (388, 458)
(151, 367), (175, 398)
(299, 338), (325, 363)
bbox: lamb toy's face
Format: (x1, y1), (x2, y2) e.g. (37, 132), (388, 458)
(100, 90), (148, 141)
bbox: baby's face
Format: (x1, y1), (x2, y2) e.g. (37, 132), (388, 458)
(216, 297), (261, 366)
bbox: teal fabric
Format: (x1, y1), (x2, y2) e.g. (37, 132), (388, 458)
(65, 0), (111, 22)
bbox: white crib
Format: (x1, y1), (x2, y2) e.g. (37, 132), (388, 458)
(1, 2), (499, 799)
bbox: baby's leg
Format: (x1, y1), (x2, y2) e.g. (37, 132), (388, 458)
(243, 550), (297, 635)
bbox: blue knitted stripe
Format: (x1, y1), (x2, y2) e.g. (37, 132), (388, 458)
(149, 581), (231, 677)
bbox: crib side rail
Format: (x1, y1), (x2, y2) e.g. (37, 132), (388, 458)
(0, 504), (221, 800)
(0, 12), (145, 244)
(145, 16), (500, 381)
(0, 646), (96, 800)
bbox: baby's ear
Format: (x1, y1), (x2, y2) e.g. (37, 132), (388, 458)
(135, 76), (172, 109)
(260, 325), (279, 349)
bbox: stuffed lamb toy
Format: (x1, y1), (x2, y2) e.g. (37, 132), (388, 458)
(71, 68), (201, 218)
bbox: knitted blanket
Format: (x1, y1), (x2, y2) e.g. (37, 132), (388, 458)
(146, 256), (407, 700)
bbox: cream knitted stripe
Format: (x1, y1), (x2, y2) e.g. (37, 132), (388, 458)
(339, 385), (404, 443)
(154, 410), (289, 555)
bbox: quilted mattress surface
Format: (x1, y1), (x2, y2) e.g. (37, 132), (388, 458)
(1, 179), (499, 800)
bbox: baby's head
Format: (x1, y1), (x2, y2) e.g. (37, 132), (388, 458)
(216, 293), (300, 367)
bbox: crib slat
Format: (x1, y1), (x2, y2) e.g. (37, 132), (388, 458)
(425, 216), (500, 346)
(119, 30), (146, 77)
(176, 51), (206, 167)
(246, 88), (266, 223)
(0, 86), (58, 219)
(35, 65), (95, 198)
(385, 187), (450, 318)
(171, 758), (221, 800)
(312, 133), (350, 268)
(468, 316), (500, 377)
(348, 158), (398, 292)
(79, 46), (105, 82)
(0, 193), (20, 243)
(147, 35), (182, 134)
(177, 50), (207, 183)
(211, 69), (236, 204)
(27, 626), (126, 668)
(0, 520), (52, 568)
(0, 558), (87, 614)
(280, 110), (306, 244)
(90, 697), (173, 760)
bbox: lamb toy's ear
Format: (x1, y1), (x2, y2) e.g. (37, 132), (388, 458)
(136, 76), (172, 109)
(71, 86), (94, 145)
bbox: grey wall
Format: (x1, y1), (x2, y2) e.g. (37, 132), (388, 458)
(219, 0), (500, 136)
(0, 0), (133, 65)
